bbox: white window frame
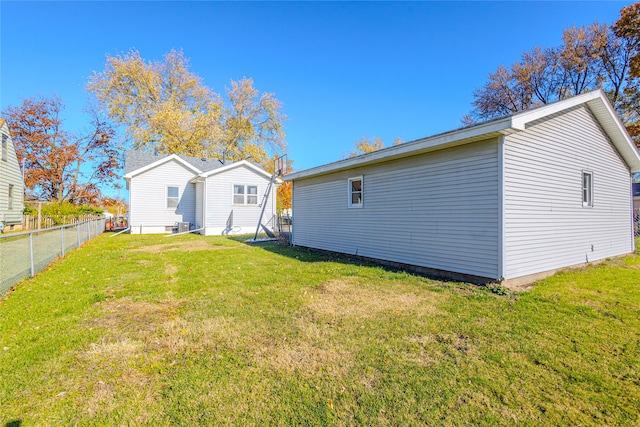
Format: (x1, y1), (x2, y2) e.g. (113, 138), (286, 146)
(233, 184), (245, 205)
(246, 185), (258, 205)
(1, 134), (7, 162)
(166, 185), (180, 209)
(8, 184), (13, 210)
(233, 184), (259, 206)
(348, 176), (363, 208)
(582, 171), (593, 207)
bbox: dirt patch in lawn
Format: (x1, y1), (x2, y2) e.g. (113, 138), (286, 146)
(152, 316), (244, 355)
(255, 338), (351, 376)
(90, 297), (185, 339)
(83, 338), (144, 361)
(249, 279), (445, 376)
(75, 298), (183, 421)
(164, 263), (179, 283)
(307, 279), (441, 319)
(398, 332), (476, 367)
(131, 240), (225, 253)
(79, 364), (157, 422)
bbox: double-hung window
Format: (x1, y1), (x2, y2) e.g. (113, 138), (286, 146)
(234, 184), (258, 205)
(247, 186), (258, 205)
(582, 171), (593, 207)
(348, 176), (363, 208)
(167, 186), (179, 209)
(233, 185), (245, 204)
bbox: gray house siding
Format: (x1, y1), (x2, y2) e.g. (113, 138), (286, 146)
(129, 159), (197, 234)
(204, 165), (276, 235)
(287, 91), (639, 285)
(0, 122), (24, 226)
(292, 138), (501, 279)
(503, 105), (633, 279)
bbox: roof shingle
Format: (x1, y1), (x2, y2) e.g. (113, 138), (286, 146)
(124, 150), (227, 174)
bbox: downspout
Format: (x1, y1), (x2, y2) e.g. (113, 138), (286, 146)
(203, 178), (207, 235)
(127, 178), (133, 233)
(290, 180), (295, 246)
(497, 135), (506, 282)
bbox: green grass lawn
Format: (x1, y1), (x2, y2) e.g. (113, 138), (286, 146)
(0, 234), (639, 426)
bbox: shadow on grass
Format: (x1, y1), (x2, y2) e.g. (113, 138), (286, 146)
(5, 420), (21, 427)
(225, 234), (486, 287)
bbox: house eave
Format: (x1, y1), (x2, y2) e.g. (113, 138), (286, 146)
(285, 90), (640, 181)
(285, 118), (513, 181)
(510, 90), (640, 173)
(585, 95), (640, 173)
(199, 160), (281, 183)
(124, 154), (203, 179)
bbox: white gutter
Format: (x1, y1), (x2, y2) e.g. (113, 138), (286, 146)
(286, 117), (513, 181)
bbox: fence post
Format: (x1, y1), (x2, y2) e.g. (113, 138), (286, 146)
(29, 232), (35, 277)
(61, 226), (65, 257)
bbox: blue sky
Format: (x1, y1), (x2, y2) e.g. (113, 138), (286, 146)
(0, 1), (633, 199)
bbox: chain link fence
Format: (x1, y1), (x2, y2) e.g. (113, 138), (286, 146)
(275, 214), (292, 243)
(0, 218), (106, 296)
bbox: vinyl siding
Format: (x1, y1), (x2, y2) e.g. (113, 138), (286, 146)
(205, 165), (276, 234)
(292, 138), (500, 279)
(503, 105), (633, 279)
(0, 124), (25, 225)
(129, 159), (197, 232)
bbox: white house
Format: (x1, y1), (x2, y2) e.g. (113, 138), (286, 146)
(124, 151), (278, 235)
(0, 119), (25, 232)
(285, 90), (640, 286)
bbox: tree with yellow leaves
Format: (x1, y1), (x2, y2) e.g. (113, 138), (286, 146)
(87, 49), (286, 163)
(223, 78), (286, 165)
(348, 136), (403, 158)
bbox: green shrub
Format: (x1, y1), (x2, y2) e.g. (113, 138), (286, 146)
(23, 202), (104, 224)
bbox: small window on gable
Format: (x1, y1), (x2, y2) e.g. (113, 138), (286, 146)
(348, 176), (363, 208)
(167, 186), (179, 209)
(1, 134), (7, 162)
(8, 184), (14, 210)
(582, 171), (593, 207)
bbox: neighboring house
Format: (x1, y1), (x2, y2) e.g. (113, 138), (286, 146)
(124, 151), (278, 235)
(0, 119), (25, 232)
(285, 90), (640, 286)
